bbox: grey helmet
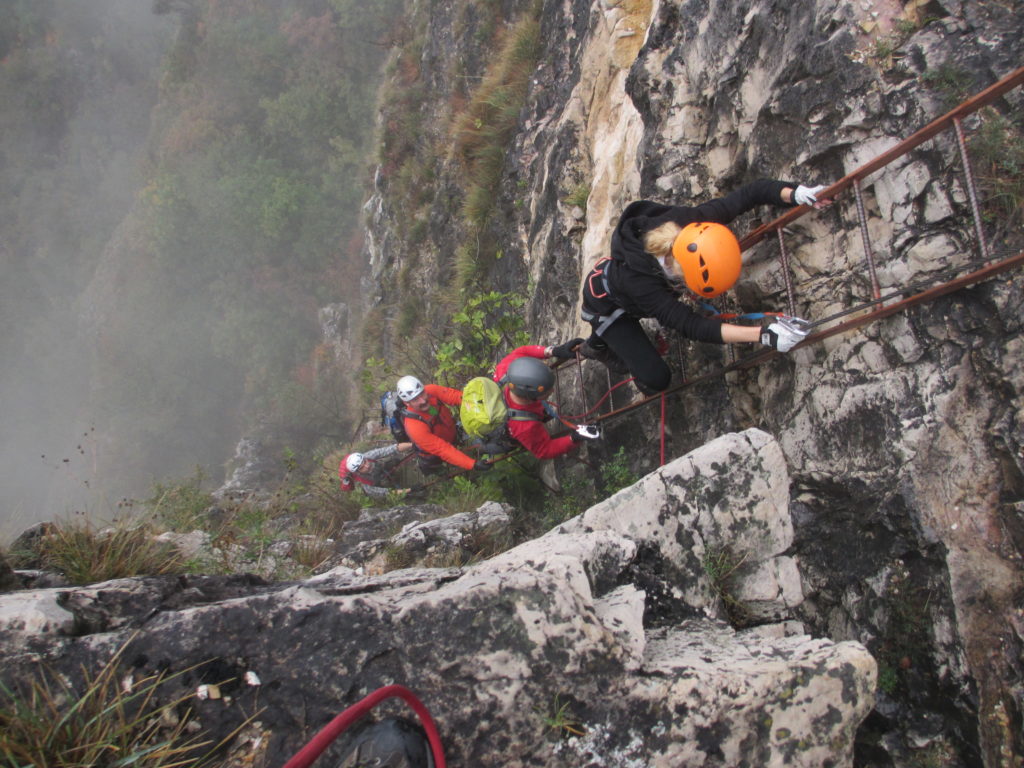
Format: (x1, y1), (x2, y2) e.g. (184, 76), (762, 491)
(504, 357), (555, 400)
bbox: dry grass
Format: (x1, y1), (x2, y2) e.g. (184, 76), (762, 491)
(0, 642), (213, 767)
(28, 517), (185, 585)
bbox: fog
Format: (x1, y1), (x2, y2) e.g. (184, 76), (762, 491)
(0, 0), (395, 544)
(0, 0), (393, 544)
(0, 1), (177, 540)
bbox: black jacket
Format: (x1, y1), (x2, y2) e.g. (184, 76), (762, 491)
(594, 179), (795, 342)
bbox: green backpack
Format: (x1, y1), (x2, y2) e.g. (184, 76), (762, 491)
(460, 376), (540, 453)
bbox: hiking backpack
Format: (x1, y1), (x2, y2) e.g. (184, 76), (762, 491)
(460, 377), (541, 454)
(380, 390), (411, 442)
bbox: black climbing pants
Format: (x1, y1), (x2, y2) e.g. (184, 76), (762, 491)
(588, 315), (671, 394)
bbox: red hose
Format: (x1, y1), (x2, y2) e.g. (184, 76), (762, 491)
(283, 684), (446, 768)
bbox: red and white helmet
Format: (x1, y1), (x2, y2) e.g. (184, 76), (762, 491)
(338, 457), (355, 491)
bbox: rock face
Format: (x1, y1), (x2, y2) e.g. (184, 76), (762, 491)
(0, 430), (874, 766)
(362, 0), (1023, 764)
(557, 429), (802, 625)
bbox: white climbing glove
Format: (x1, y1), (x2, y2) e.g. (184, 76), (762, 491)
(793, 184), (826, 207)
(574, 424), (601, 440)
(761, 318), (809, 353)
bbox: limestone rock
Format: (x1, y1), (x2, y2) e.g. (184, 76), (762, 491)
(0, 430), (873, 767)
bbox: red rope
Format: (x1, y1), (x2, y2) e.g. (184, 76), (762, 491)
(282, 684), (446, 768)
(659, 393), (666, 466)
(565, 377), (636, 422)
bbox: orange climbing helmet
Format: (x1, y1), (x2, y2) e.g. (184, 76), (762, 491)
(671, 222), (742, 298)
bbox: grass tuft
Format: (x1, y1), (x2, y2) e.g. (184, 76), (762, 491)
(29, 518), (185, 585)
(0, 642), (213, 767)
(451, 11), (541, 235)
(702, 546), (750, 627)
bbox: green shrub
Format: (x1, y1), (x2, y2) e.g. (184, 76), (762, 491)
(602, 447), (638, 495)
(427, 474), (495, 516)
(433, 289), (530, 386)
(921, 63), (972, 108)
(877, 662), (899, 695)
(536, 473), (597, 536)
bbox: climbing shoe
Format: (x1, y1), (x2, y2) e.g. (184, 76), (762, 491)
(336, 717), (434, 768)
(578, 340), (631, 375)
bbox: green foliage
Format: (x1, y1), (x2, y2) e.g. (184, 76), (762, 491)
(870, 36), (895, 63)
(383, 541), (419, 571)
(602, 447), (638, 495)
(427, 474), (495, 516)
(871, 560), (933, 696)
(920, 63), (972, 109)
(23, 517), (185, 586)
(360, 356), (399, 406)
(908, 738), (957, 767)
(0, 646), (217, 767)
(564, 182), (590, 212)
(535, 472), (597, 536)
(145, 468), (213, 532)
(537, 694), (585, 738)
(968, 108), (1024, 231)
(434, 290), (530, 386)
(877, 663), (899, 695)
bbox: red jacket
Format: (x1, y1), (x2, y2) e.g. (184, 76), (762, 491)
(494, 346), (575, 460)
(403, 384), (476, 470)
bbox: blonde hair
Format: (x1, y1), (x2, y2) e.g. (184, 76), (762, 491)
(643, 221), (681, 258)
(644, 222), (685, 285)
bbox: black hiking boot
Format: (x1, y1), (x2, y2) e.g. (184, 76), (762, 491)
(579, 340), (630, 375)
(336, 717), (434, 768)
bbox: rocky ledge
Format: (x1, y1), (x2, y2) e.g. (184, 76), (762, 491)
(0, 429), (874, 766)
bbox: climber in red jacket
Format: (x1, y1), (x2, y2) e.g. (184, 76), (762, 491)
(492, 340), (592, 460)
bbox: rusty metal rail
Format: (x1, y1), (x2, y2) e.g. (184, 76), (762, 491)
(555, 65), (1024, 440)
(739, 66), (1024, 255)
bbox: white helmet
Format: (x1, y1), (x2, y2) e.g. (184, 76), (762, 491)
(396, 375), (425, 402)
(345, 453), (364, 473)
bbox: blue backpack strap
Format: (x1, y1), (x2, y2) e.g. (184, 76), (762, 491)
(698, 300), (775, 321)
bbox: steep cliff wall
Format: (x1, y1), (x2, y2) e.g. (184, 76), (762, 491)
(364, 0), (1024, 765)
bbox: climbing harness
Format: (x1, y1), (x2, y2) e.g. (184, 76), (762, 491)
(283, 684), (445, 768)
(581, 257), (627, 335)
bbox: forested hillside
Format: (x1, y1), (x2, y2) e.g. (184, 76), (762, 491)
(0, 0), (399, 534)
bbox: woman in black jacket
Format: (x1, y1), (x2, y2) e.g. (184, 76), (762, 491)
(580, 179), (825, 394)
